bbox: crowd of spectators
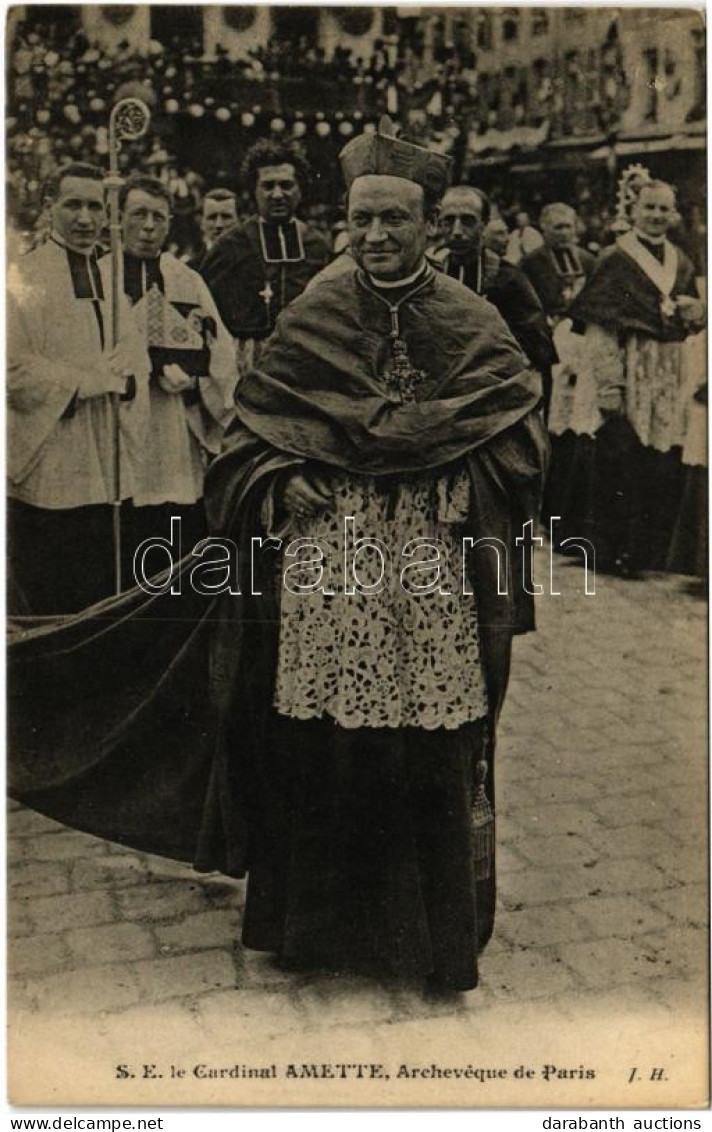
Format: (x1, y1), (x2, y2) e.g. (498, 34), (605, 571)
(7, 12), (704, 268)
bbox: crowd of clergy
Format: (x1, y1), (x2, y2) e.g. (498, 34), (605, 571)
(7, 121), (707, 995)
(8, 137), (706, 618)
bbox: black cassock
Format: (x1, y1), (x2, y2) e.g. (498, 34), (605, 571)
(10, 267), (548, 989)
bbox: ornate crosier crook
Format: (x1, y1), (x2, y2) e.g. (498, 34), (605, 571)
(105, 98), (151, 595)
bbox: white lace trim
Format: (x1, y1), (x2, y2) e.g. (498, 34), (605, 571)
(274, 470), (489, 731)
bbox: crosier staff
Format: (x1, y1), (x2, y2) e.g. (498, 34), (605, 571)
(105, 97), (150, 594)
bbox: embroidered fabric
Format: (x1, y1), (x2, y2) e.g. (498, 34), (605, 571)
(569, 325), (691, 451)
(274, 469), (489, 731)
(625, 333), (689, 452)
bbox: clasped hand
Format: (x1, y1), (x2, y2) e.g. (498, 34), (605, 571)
(158, 363), (197, 394)
(282, 471), (333, 520)
(676, 295), (706, 331)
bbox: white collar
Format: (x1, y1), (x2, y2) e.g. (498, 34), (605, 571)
(632, 227), (665, 246)
(366, 261), (427, 290)
(50, 232), (95, 257)
(619, 230), (677, 297)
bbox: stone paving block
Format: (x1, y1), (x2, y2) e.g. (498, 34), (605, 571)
(155, 910), (238, 954)
(635, 976), (707, 1017)
(636, 928), (709, 981)
(654, 852), (709, 888)
(608, 720), (676, 747)
(525, 776), (602, 804)
(10, 861), (70, 897)
(494, 842), (530, 874)
(142, 855), (212, 883)
(200, 876), (247, 910)
(28, 890), (118, 933)
(25, 830), (110, 862)
(497, 758), (547, 784)
(668, 820), (710, 848)
(591, 793), (663, 828)
(8, 901), (35, 937)
(664, 787), (709, 821)
(555, 936), (668, 991)
(300, 973), (401, 1027)
(9, 933), (71, 977)
(580, 824), (685, 863)
(570, 894), (672, 938)
(504, 803), (603, 838)
(237, 950), (300, 990)
(514, 833), (599, 869)
(8, 809), (66, 837)
(7, 979), (37, 1014)
(479, 945), (577, 1000)
(65, 922), (156, 964)
(72, 855), (149, 891)
(116, 881), (211, 922)
(559, 983), (674, 1026)
(27, 963), (141, 1015)
(133, 951), (236, 1002)
(7, 839), (26, 863)
(497, 904), (593, 950)
(95, 999), (205, 1049)
(577, 857), (676, 897)
(198, 987), (306, 1038)
(647, 883), (708, 929)
(500, 867), (592, 908)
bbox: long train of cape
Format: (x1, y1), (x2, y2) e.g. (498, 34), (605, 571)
(9, 268), (549, 876)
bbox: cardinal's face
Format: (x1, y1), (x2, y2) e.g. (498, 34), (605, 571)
(348, 175), (428, 281)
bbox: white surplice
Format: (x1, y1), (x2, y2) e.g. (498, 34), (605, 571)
(107, 252), (237, 506)
(8, 239), (148, 509)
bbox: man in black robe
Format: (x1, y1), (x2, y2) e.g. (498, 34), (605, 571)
(521, 203), (596, 320)
(431, 184), (556, 417)
(566, 179), (705, 574)
(186, 188), (238, 272)
(199, 140), (330, 376)
(520, 204), (596, 527)
(199, 120), (548, 991)
(10, 122), (549, 996)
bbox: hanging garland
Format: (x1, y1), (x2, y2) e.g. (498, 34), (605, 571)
(102, 6), (136, 27)
(336, 8), (374, 37)
(224, 7), (257, 33)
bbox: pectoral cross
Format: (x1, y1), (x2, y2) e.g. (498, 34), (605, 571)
(382, 304), (427, 404)
(259, 280), (274, 315)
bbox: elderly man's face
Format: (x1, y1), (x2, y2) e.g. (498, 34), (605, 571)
(631, 185), (677, 240)
(438, 189), (485, 257)
(542, 210), (576, 248)
(51, 175), (106, 253)
(202, 197), (237, 245)
(121, 188), (171, 259)
(348, 175), (428, 281)
(255, 163), (301, 223)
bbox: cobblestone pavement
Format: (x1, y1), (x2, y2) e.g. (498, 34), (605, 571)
(7, 556), (709, 1107)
